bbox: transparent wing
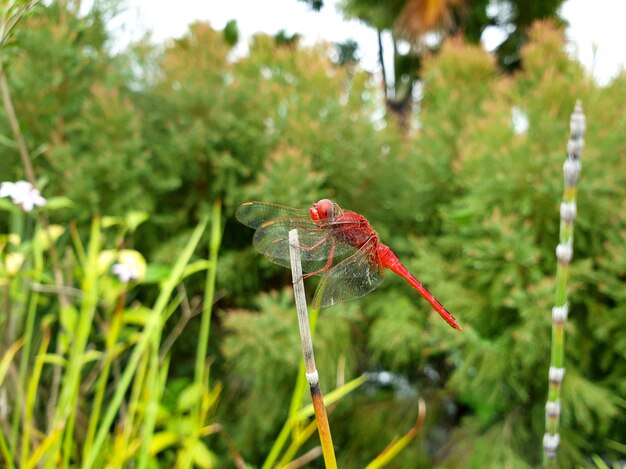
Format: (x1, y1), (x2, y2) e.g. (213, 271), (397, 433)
(313, 236), (385, 309)
(253, 218), (359, 273)
(237, 201), (359, 273)
(236, 201), (309, 229)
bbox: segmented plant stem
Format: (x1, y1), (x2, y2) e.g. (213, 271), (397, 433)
(543, 101), (586, 466)
(288, 230), (337, 469)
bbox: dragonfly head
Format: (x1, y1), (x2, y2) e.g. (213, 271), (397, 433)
(310, 199), (335, 224)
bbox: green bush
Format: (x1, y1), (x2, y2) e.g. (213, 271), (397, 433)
(2, 3), (625, 467)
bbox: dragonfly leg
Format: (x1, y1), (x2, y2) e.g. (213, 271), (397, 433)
(302, 239), (336, 279)
(296, 234), (331, 252)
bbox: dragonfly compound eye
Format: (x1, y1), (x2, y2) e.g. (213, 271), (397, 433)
(314, 199), (334, 221)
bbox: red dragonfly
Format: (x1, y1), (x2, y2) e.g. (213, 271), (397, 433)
(236, 199), (461, 330)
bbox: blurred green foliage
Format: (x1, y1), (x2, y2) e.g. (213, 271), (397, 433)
(1, 2), (625, 467)
(335, 0), (565, 125)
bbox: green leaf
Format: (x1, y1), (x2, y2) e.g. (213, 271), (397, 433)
(149, 431), (179, 455)
(0, 133), (17, 149)
(0, 198), (18, 212)
(143, 263), (172, 284)
(296, 375), (367, 420)
(0, 337), (25, 386)
(41, 354), (67, 367)
(192, 440), (218, 468)
(590, 454), (610, 469)
(60, 305), (78, 336)
(33, 224), (65, 251)
(98, 249), (117, 274)
(177, 383), (202, 412)
(102, 216), (124, 228)
(82, 350), (103, 364)
(126, 211), (149, 232)
(41, 196), (73, 210)
(182, 259), (211, 279)
(123, 306), (152, 326)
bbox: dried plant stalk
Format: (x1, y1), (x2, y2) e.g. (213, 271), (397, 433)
(288, 229), (337, 469)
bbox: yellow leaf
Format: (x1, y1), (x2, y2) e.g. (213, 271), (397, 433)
(0, 337), (25, 386)
(149, 431), (179, 455)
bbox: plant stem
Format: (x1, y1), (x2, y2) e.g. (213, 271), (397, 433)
(137, 327), (161, 469)
(83, 216), (208, 468)
(543, 100), (585, 467)
(377, 29), (388, 102)
(263, 265), (327, 469)
(0, 65), (35, 184)
(48, 217), (100, 466)
(0, 8), (71, 433)
(177, 201), (223, 469)
(21, 321), (51, 465)
(82, 290), (125, 460)
(288, 229), (337, 469)
(0, 426), (15, 469)
(10, 228), (43, 453)
(0, 50), (67, 313)
(195, 200), (222, 394)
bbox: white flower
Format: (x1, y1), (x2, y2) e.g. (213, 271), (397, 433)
(0, 180), (47, 212)
(111, 263), (141, 283)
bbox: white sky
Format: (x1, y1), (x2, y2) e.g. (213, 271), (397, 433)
(108, 0), (625, 85)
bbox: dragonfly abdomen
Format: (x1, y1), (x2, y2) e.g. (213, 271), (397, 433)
(377, 244), (462, 330)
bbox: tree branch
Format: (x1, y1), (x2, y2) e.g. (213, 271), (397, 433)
(377, 29), (388, 102)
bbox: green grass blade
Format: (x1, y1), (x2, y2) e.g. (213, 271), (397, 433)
(53, 217), (101, 427)
(21, 324), (51, 465)
(82, 299), (125, 460)
(195, 200), (222, 394)
(0, 427), (16, 469)
(365, 398), (426, 469)
(83, 216), (208, 468)
(295, 374), (367, 420)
